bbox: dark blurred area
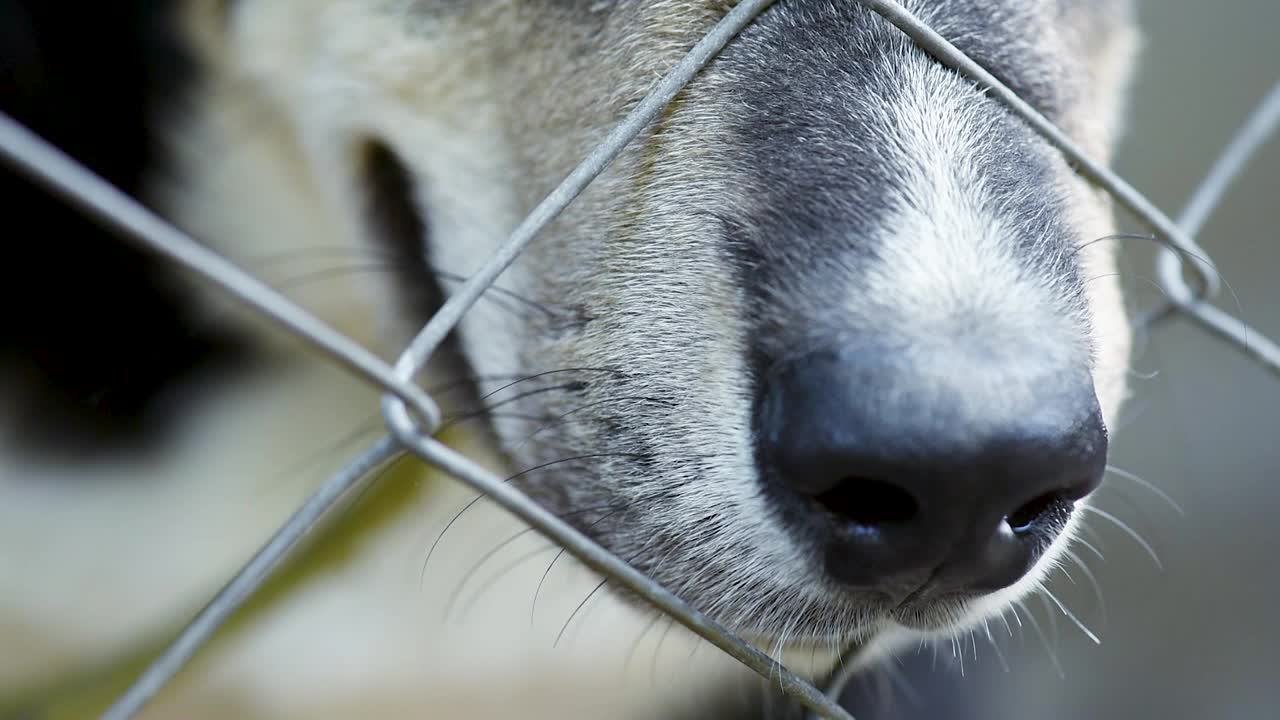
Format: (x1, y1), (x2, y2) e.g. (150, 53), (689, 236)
(0, 0), (242, 457)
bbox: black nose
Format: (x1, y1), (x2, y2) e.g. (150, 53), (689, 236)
(755, 346), (1107, 601)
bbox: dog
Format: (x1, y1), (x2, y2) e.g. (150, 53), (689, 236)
(0, 0), (1139, 717)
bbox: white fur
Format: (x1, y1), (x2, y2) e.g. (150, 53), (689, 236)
(0, 0), (1139, 716)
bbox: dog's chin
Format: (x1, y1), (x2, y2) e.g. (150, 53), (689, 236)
(838, 589), (979, 636)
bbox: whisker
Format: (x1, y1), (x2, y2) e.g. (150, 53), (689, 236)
(532, 548), (570, 626)
(1105, 464), (1186, 516)
(1041, 587), (1101, 645)
(1086, 271), (1174, 306)
(268, 262), (532, 319)
(1073, 533), (1107, 563)
(775, 618), (798, 689)
(651, 618), (679, 689)
(1036, 593), (1061, 656)
(531, 509), (622, 624)
(429, 267), (563, 319)
(1017, 599), (1065, 680)
(461, 410), (558, 424)
(882, 656), (924, 708)
(554, 578), (610, 648)
(453, 545), (557, 622)
(1061, 547), (1108, 632)
(243, 245), (376, 266)
(345, 452), (420, 513)
(441, 382), (586, 431)
(997, 607), (1016, 637)
(425, 369), (614, 399)
(268, 411), (383, 484)
(475, 367), (626, 402)
(270, 261), (390, 290)
(246, 246), (565, 319)
(1007, 602), (1024, 631)
(444, 504), (620, 619)
(985, 625), (1011, 673)
(420, 453), (648, 581)
(622, 612), (666, 678)
(1078, 232), (1157, 252)
(1080, 505), (1164, 570)
(1056, 561), (1076, 585)
(682, 634), (702, 669)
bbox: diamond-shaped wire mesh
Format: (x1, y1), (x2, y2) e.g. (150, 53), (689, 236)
(1, 1), (1276, 718)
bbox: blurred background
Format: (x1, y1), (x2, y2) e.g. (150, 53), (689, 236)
(845, 1), (1280, 718)
(1, 0), (1277, 718)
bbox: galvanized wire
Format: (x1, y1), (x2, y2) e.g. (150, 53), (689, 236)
(856, 0), (1222, 299)
(387, 0), (780, 395)
(1144, 81), (1280, 374)
(859, 0), (1280, 377)
(99, 438), (404, 720)
(0, 0), (1275, 719)
(388, 429), (853, 719)
(0, 114), (442, 430)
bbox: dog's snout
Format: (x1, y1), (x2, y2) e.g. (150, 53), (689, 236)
(756, 346), (1107, 600)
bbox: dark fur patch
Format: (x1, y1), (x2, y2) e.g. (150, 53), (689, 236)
(714, 0), (1078, 365)
(358, 139), (487, 425)
(360, 141), (447, 326)
(0, 0), (248, 457)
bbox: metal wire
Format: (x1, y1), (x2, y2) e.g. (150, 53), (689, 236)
(387, 0), (781, 396)
(1144, 81), (1280, 374)
(100, 437), (403, 720)
(1173, 82), (1280, 241)
(387, 430), (853, 719)
(0, 114), (443, 431)
(859, 0), (1280, 377)
(856, 0), (1222, 299)
(0, 0), (1275, 718)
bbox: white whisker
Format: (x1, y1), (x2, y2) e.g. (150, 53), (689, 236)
(1105, 464), (1186, 516)
(1081, 505), (1164, 570)
(1037, 593), (1062, 650)
(1041, 587), (1101, 645)
(983, 620), (1011, 674)
(1018, 599), (1064, 679)
(1074, 534), (1107, 563)
(997, 607), (1015, 637)
(1008, 602), (1024, 630)
(1062, 547), (1108, 631)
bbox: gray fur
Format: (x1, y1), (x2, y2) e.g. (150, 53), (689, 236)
(154, 0), (1140, 707)
(185, 0), (1136, 632)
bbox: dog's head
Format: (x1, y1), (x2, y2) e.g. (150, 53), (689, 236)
(200, 0), (1137, 647)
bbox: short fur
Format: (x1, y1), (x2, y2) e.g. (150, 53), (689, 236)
(0, 1), (1138, 717)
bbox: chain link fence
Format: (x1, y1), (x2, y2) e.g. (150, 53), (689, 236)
(1, 0), (1277, 718)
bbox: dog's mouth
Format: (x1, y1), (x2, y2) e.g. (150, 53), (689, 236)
(882, 587), (979, 628)
(346, 141), (1096, 647)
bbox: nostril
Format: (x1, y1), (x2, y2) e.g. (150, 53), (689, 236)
(814, 478), (919, 526)
(755, 346), (1108, 595)
(1006, 490), (1072, 535)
